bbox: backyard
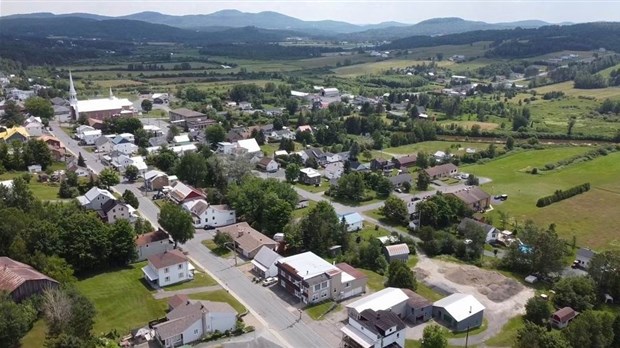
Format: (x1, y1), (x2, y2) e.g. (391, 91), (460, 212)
(464, 146), (620, 250)
(188, 290), (247, 314)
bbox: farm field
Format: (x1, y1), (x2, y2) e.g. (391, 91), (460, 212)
(332, 59), (436, 77)
(533, 81), (620, 99)
(464, 146), (620, 250)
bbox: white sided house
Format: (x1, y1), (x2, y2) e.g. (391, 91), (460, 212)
(341, 309), (406, 348)
(182, 199), (236, 229)
(142, 249), (194, 288)
(23, 116), (44, 137)
(251, 246), (282, 279)
(76, 187), (115, 211)
(112, 135), (138, 155)
(338, 212), (364, 232)
(81, 130), (102, 145)
(135, 230), (173, 262)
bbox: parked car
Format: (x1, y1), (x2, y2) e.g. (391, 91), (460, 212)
(411, 197), (421, 202)
(262, 277), (277, 287)
(395, 188), (403, 193)
(571, 260), (580, 269)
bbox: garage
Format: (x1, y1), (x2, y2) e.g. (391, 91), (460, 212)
(343, 286), (364, 299)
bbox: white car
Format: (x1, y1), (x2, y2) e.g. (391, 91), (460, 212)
(262, 277), (277, 287)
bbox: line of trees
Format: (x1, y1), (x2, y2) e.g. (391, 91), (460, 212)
(536, 183), (591, 207)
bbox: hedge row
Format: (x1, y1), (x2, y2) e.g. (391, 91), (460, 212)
(542, 146), (618, 171)
(536, 183), (591, 207)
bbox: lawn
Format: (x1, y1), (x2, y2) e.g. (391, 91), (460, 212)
(416, 282), (445, 302)
(485, 316), (524, 347)
(260, 142), (280, 156)
(359, 269), (386, 292)
(188, 290), (247, 314)
(163, 270), (218, 291)
(328, 192), (385, 207)
(294, 181), (329, 193)
(380, 141), (493, 156)
(75, 262), (168, 334)
(533, 81), (620, 100)
(464, 146), (620, 250)
(20, 319), (47, 347)
(290, 200), (317, 219)
(364, 208), (409, 233)
(201, 239), (232, 257)
(304, 301), (340, 320)
(356, 223), (390, 240)
(0, 171), (64, 201)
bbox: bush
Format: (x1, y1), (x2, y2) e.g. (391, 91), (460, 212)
(531, 167), (538, 174)
(536, 183), (590, 207)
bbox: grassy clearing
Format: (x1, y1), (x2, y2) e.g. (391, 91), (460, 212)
(359, 269), (386, 292)
(328, 192), (385, 207)
(356, 223), (390, 240)
(485, 316), (523, 347)
(533, 81), (620, 100)
(75, 262), (167, 334)
(188, 290), (246, 314)
(464, 147), (620, 250)
(304, 301), (340, 320)
(381, 141), (493, 156)
(0, 171), (64, 201)
(20, 319), (47, 347)
(201, 239), (232, 258)
(260, 142), (281, 156)
(95, 79), (145, 88)
(437, 120), (500, 131)
(364, 208), (409, 233)
(294, 181), (329, 193)
(163, 271), (218, 291)
(332, 59), (434, 77)
(290, 200), (318, 219)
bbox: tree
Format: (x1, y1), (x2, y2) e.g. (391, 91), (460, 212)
(42, 255), (76, 284)
(1, 99), (25, 126)
(588, 250), (620, 299)
(58, 180), (78, 199)
(24, 96), (54, 119)
(359, 238), (387, 273)
(466, 174), (479, 186)
(152, 147), (178, 173)
(205, 124), (226, 145)
(98, 168), (120, 189)
(0, 293), (37, 348)
(417, 151), (429, 169)
(213, 230), (233, 249)
(563, 310), (614, 348)
(421, 324), (447, 348)
(158, 202), (195, 247)
(166, 125), (180, 142)
(334, 172), (366, 202)
(285, 98), (299, 115)
(417, 170), (431, 191)
(261, 193), (293, 236)
(175, 152), (207, 187)
(385, 260), (417, 290)
(567, 117), (576, 135)
(524, 297), (552, 326)
(381, 195), (408, 224)
(299, 201), (341, 256)
(375, 177), (393, 198)
(124, 165), (139, 182)
(77, 152), (86, 167)
(141, 99), (153, 112)
(24, 139), (53, 169)
(349, 142), (360, 160)
(506, 136), (515, 150)
(108, 220), (137, 266)
(285, 163), (300, 183)
(122, 189), (139, 209)
(516, 322), (570, 348)
(553, 276), (597, 312)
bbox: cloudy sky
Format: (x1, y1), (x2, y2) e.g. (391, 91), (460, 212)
(2, 0), (618, 24)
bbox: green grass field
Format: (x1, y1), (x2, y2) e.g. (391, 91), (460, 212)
(294, 181), (329, 193)
(202, 239), (232, 257)
(290, 200), (318, 219)
(162, 271), (218, 291)
(464, 147), (620, 250)
(359, 269), (386, 292)
(485, 316), (523, 347)
(364, 208), (409, 234)
(188, 290), (247, 314)
(75, 262), (167, 334)
(380, 141), (495, 156)
(305, 301), (340, 320)
(534, 81), (620, 100)
(20, 319), (47, 347)
(0, 168), (67, 201)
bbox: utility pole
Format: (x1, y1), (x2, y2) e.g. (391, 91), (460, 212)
(465, 305), (472, 348)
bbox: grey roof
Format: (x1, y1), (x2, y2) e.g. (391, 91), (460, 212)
(388, 174), (413, 186)
(458, 218), (495, 234)
(149, 136), (168, 147)
(94, 136), (111, 147)
(112, 135), (130, 145)
(155, 303), (203, 340)
(358, 309), (406, 335)
(170, 108), (205, 118)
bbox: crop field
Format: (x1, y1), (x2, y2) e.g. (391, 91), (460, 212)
(402, 41), (493, 60)
(332, 59), (435, 77)
(464, 147), (620, 250)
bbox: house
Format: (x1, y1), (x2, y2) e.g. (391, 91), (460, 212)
(40, 135), (67, 161)
(142, 249), (194, 288)
(171, 144), (197, 155)
(349, 161), (370, 173)
(169, 182), (206, 204)
(346, 287), (432, 324)
(370, 158), (394, 171)
(216, 142), (236, 155)
(0, 126), (30, 143)
(551, 307), (578, 329)
(299, 167), (321, 185)
(341, 309), (406, 348)
(81, 130), (102, 145)
(389, 174), (413, 188)
(169, 108), (216, 131)
(338, 212), (364, 232)
(251, 246), (283, 278)
(237, 138), (262, 156)
(67, 161), (90, 177)
(149, 135), (168, 147)
(432, 293), (485, 332)
(433, 151), (451, 161)
(0, 257), (59, 302)
(173, 134), (191, 145)
(256, 157), (279, 173)
(169, 108), (205, 122)
(276, 252), (368, 304)
(424, 163), (458, 180)
(135, 230), (173, 262)
(321, 87), (340, 97)
(449, 187), (491, 212)
(76, 186), (115, 211)
(76, 125), (95, 138)
(182, 199), (236, 229)
(458, 218), (498, 243)
(27, 164), (42, 173)
(100, 199), (137, 224)
(297, 125), (313, 133)
(88, 117), (105, 130)
(144, 170), (170, 191)
(575, 248), (595, 269)
(112, 135), (138, 155)
(23, 116), (44, 137)
(324, 161), (344, 180)
(95, 135), (114, 153)
(393, 155), (417, 168)
(383, 244), (410, 262)
(296, 195), (309, 209)
(154, 300), (237, 348)
(215, 222), (277, 259)
(143, 124), (163, 136)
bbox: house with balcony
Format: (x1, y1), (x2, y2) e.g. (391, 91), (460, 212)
(142, 249), (194, 288)
(340, 309), (406, 348)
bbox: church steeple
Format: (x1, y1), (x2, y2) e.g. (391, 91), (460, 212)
(109, 87), (114, 99)
(68, 70), (79, 118)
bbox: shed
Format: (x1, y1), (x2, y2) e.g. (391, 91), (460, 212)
(383, 244), (410, 262)
(551, 307), (578, 329)
(432, 293), (485, 332)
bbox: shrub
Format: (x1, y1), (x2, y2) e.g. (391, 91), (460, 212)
(536, 183), (591, 207)
(531, 167), (538, 174)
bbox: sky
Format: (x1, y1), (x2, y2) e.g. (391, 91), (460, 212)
(2, 0), (619, 24)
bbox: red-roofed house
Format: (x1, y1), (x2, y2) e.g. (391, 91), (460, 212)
(168, 182), (206, 204)
(135, 230), (173, 261)
(142, 250), (194, 288)
(0, 257), (59, 301)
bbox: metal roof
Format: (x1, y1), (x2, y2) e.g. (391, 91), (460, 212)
(433, 293), (485, 322)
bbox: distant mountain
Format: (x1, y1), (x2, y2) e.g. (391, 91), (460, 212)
(0, 16), (314, 44)
(2, 12), (111, 20)
(346, 17), (555, 41)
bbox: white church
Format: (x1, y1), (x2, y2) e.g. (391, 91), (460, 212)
(68, 71), (137, 121)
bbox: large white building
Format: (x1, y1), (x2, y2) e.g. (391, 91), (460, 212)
(68, 71), (136, 120)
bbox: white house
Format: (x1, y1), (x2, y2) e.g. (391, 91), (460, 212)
(171, 144), (197, 155)
(135, 230), (173, 262)
(256, 157), (279, 172)
(182, 199), (236, 229)
(236, 138), (261, 156)
(95, 136), (114, 153)
(101, 199), (138, 224)
(23, 116), (44, 137)
(118, 132), (135, 143)
(81, 130), (102, 145)
(76, 125), (95, 139)
(338, 212), (364, 232)
(341, 309), (406, 348)
(458, 218), (498, 243)
(142, 249), (194, 288)
(251, 246), (282, 278)
(112, 136), (138, 155)
(173, 134), (191, 145)
(154, 299), (237, 348)
(76, 187), (115, 211)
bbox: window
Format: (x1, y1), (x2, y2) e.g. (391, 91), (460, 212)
(212, 216), (215, 220)
(314, 284), (320, 291)
(321, 281), (328, 289)
(164, 276), (170, 282)
(164, 267), (169, 273)
(397, 333), (400, 338)
(345, 282), (350, 288)
(179, 273), (184, 278)
(178, 264), (183, 269)
(194, 329), (199, 334)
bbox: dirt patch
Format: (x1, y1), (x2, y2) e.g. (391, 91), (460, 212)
(443, 264), (524, 302)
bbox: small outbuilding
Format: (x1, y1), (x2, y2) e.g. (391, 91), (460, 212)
(432, 293), (485, 332)
(383, 243), (410, 262)
(551, 307), (578, 329)
(338, 212), (364, 232)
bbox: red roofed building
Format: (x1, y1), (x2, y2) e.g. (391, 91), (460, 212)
(142, 249), (194, 288)
(0, 257), (59, 301)
(135, 230), (173, 261)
